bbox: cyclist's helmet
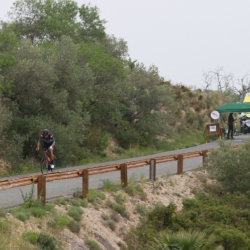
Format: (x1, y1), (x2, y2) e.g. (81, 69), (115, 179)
(43, 129), (50, 136)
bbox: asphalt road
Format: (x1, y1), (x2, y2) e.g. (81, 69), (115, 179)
(1, 134), (250, 209)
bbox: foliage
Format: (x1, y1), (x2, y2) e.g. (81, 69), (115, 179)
(0, 0), (231, 177)
(20, 183), (35, 208)
(135, 204), (148, 216)
(107, 200), (129, 219)
(206, 139), (250, 193)
(101, 179), (122, 192)
(149, 230), (223, 250)
(55, 216), (70, 228)
(85, 238), (102, 250)
(87, 188), (106, 202)
(67, 206), (83, 222)
(37, 233), (58, 250)
(67, 219), (80, 233)
(147, 202), (177, 232)
(0, 209), (6, 218)
(10, 207), (31, 222)
(22, 231), (39, 245)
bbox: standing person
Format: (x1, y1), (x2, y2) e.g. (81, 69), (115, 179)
(227, 113), (235, 139)
(36, 129), (56, 166)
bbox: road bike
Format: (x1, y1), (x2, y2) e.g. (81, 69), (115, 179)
(40, 149), (56, 174)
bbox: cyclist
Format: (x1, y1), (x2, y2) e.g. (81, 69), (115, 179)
(36, 129), (56, 168)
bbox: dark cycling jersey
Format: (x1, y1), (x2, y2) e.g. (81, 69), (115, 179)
(38, 134), (55, 149)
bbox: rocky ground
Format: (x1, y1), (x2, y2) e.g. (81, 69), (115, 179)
(4, 168), (210, 249)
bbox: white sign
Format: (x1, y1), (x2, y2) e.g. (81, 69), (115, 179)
(210, 110), (220, 120)
(210, 125), (216, 132)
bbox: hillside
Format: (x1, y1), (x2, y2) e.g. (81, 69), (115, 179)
(1, 169), (209, 249)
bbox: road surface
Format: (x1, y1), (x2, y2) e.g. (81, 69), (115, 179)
(0, 134), (249, 208)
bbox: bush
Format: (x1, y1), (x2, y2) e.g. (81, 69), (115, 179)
(107, 200), (129, 219)
(22, 231), (39, 245)
(147, 202), (177, 232)
(56, 197), (67, 205)
(30, 207), (46, 218)
(10, 207), (31, 222)
(85, 238), (102, 250)
(207, 140), (250, 194)
(67, 206), (83, 222)
(37, 233), (57, 250)
(67, 220), (80, 233)
(135, 204), (147, 216)
(56, 216), (70, 228)
(0, 209), (6, 218)
(69, 198), (80, 207)
(80, 199), (88, 207)
(87, 188), (106, 202)
(101, 179), (122, 192)
(105, 219), (116, 231)
(0, 221), (10, 233)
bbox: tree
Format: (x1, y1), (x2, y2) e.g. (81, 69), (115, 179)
(77, 41), (125, 126)
(203, 67), (233, 94)
(120, 63), (177, 138)
(7, 0), (106, 44)
(78, 3), (106, 42)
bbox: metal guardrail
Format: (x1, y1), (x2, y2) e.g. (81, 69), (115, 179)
(0, 145), (239, 204)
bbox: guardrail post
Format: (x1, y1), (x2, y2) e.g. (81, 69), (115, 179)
(202, 150), (208, 166)
(177, 154), (183, 174)
(37, 175), (46, 205)
(149, 159), (156, 181)
(82, 169), (89, 198)
(120, 163), (128, 187)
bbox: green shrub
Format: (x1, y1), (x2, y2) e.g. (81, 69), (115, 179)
(30, 207), (46, 218)
(105, 220), (116, 231)
(114, 192), (126, 204)
(0, 209), (6, 218)
(73, 188), (83, 198)
(207, 140), (250, 194)
(22, 231), (39, 245)
(56, 197), (67, 205)
(67, 206), (83, 222)
(56, 216), (70, 228)
(110, 211), (120, 222)
(87, 188), (106, 202)
(20, 183), (35, 208)
(10, 207), (31, 222)
(79, 199), (88, 207)
(147, 202), (177, 232)
(69, 198), (80, 207)
(85, 238), (102, 250)
(135, 204), (147, 216)
(101, 213), (110, 221)
(67, 220), (80, 233)
(101, 179), (122, 192)
(107, 200), (129, 219)
(0, 221), (10, 233)
(37, 233), (57, 250)
(45, 202), (56, 214)
(211, 226), (250, 250)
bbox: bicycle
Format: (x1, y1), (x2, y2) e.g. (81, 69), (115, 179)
(40, 149), (56, 174)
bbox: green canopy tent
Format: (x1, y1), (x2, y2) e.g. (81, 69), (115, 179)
(216, 102), (250, 114)
(215, 102), (250, 136)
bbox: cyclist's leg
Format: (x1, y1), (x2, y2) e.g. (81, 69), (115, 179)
(48, 147), (55, 162)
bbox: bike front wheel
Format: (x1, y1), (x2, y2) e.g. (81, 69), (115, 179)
(40, 156), (48, 174)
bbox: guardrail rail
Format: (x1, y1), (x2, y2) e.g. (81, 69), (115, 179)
(0, 145), (239, 204)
